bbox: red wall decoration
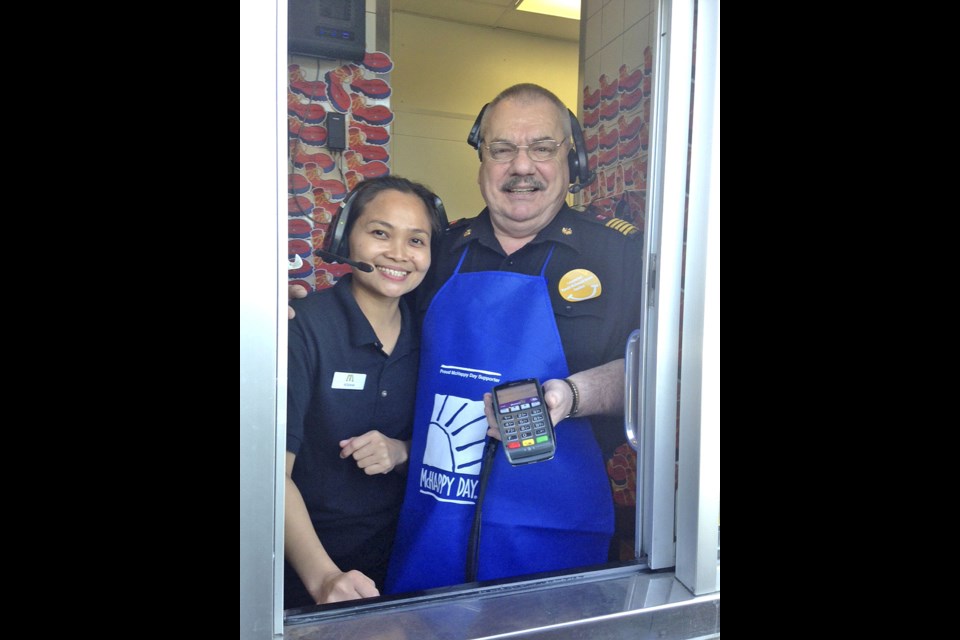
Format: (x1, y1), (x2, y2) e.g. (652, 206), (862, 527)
(287, 52), (395, 292)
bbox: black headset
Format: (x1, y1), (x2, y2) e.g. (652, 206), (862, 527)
(323, 179), (448, 258)
(467, 104), (596, 194)
(324, 188), (356, 258)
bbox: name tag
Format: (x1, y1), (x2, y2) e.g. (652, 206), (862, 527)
(332, 372), (366, 390)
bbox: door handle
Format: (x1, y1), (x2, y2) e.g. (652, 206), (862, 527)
(624, 329), (642, 452)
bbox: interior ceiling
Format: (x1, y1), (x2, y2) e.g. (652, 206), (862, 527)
(390, 0), (581, 42)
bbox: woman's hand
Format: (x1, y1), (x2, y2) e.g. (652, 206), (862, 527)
(310, 568), (380, 604)
(340, 431), (410, 474)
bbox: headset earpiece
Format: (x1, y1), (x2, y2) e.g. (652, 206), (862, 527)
(467, 104), (487, 161)
(325, 188), (359, 258)
(565, 109), (595, 194)
(433, 196), (449, 236)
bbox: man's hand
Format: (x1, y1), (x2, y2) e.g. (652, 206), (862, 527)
(288, 284), (308, 319)
(482, 392), (500, 439)
(340, 431), (410, 475)
(540, 379), (573, 427)
(482, 380), (571, 441)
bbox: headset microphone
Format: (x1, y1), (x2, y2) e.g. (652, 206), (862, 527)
(314, 248), (375, 273)
(568, 171), (597, 194)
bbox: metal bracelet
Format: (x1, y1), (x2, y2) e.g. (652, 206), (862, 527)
(563, 377), (580, 418)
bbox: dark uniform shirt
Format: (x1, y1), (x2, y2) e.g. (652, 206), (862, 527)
(414, 204), (643, 457)
(286, 274), (418, 601)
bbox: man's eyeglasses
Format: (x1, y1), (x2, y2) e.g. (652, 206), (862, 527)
(482, 140), (565, 163)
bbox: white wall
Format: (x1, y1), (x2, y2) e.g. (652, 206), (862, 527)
(390, 12), (579, 220)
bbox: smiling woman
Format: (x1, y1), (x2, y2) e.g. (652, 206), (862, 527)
(284, 176), (446, 608)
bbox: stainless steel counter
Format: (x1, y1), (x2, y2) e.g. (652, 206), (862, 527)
(284, 564), (719, 639)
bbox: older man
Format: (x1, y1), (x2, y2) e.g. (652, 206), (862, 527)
(386, 84), (643, 594)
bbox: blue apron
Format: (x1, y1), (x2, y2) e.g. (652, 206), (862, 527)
(385, 246), (614, 594)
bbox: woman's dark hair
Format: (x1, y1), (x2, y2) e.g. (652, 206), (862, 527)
(342, 176), (446, 256)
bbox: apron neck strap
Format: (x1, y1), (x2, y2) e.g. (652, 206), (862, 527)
(453, 244), (471, 274)
(540, 245), (556, 277)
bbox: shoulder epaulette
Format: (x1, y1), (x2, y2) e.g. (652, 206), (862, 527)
(445, 217), (470, 229)
(604, 217), (641, 238)
(444, 217), (472, 234)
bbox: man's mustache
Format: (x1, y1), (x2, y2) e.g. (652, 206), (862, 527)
(502, 177), (545, 191)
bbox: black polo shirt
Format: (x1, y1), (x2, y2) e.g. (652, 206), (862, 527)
(414, 205), (644, 458)
(287, 274), (418, 587)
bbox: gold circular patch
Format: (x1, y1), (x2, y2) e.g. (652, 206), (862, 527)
(558, 269), (602, 302)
